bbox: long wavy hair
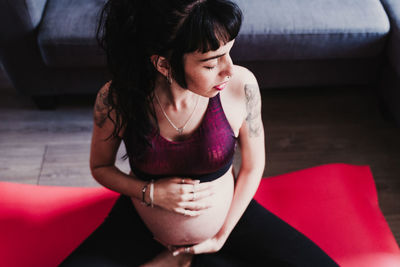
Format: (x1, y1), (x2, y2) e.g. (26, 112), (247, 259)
(96, 0), (242, 160)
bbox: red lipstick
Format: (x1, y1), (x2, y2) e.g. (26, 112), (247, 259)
(214, 81), (228, 91)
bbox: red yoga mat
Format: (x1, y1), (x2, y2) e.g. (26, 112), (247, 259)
(0, 163), (399, 266)
(254, 163), (400, 266)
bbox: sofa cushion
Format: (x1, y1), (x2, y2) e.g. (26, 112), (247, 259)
(231, 0), (390, 61)
(380, 0), (400, 75)
(37, 0), (107, 68)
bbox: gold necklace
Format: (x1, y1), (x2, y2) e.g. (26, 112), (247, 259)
(155, 93), (200, 134)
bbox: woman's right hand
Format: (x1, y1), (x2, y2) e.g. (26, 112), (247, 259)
(152, 177), (215, 216)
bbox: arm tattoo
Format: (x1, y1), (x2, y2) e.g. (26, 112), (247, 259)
(94, 89), (110, 128)
(244, 84), (262, 137)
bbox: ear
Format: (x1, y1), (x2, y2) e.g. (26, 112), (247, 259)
(150, 55), (170, 78)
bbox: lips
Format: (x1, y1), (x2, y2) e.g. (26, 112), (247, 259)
(214, 81), (228, 91)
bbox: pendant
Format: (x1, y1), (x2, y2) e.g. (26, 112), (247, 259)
(177, 128), (184, 134)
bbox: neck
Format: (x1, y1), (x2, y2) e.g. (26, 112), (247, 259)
(154, 74), (197, 111)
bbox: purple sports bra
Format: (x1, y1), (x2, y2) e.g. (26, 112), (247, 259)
(127, 93), (237, 182)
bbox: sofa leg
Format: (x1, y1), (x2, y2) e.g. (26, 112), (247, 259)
(32, 95), (58, 110)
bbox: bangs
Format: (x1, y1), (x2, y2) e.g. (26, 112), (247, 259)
(174, 0), (242, 54)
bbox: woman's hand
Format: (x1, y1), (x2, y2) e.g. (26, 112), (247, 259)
(152, 177), (215, 216)
(170, 234), (228, 256)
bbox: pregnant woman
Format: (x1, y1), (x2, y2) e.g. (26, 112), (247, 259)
(61, 0), (339, 266)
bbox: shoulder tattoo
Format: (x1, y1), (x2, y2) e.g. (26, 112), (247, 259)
(244, 84), (262, 137)
(94, 89), (111, 128)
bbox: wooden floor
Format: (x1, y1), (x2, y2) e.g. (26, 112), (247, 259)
(1, 85), (399, 245)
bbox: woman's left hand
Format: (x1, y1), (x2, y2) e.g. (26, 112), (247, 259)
(170, 234), (227, 256)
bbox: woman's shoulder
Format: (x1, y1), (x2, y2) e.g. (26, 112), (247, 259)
(94, 80), (113, 126)
(94, 80), (114, 115)
(219, 65), (259, 134)
(95, 80), (119, 106)
(223, 65), (259, 102)
(93, 80), (125, 138)
(97, 80), (112, 96)
(94, 81), (112, 109)
(233, 65), (258, 84)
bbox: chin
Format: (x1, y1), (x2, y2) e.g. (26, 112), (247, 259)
(207, 89), (221, 98)
(192, 90), (218, 98)
(189, 86), (220, 98)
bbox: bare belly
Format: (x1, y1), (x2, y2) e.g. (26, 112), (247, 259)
(131, 168), (235, 246)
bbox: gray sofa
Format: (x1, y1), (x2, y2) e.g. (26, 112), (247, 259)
(0, 0), (398, 124)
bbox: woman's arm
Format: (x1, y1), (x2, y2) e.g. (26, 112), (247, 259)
(173, 69), (265, 255)
(90, 82), (209, 214)
(216, 78), (265, 242)
(90, 82), (148, 200)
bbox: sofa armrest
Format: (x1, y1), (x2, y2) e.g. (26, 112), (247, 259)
(378, 1), (400, 126)
(380, 0), (400, 74)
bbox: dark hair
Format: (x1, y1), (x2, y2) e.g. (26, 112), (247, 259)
(96, 0), (242, 160)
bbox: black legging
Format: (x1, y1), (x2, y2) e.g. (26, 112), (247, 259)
(60, 195), (339, 267)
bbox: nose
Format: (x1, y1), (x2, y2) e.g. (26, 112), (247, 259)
(220, 54), (233, 78)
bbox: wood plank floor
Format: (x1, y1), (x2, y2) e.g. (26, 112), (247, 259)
(0, 85), (399, 245)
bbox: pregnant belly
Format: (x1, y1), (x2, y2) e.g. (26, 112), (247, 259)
(131, 169), (234, 246)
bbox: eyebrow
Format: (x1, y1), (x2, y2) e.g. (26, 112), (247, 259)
(199, 53), (226, 62)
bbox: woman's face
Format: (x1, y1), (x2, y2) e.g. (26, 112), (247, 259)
(182, 39), (235, 98)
